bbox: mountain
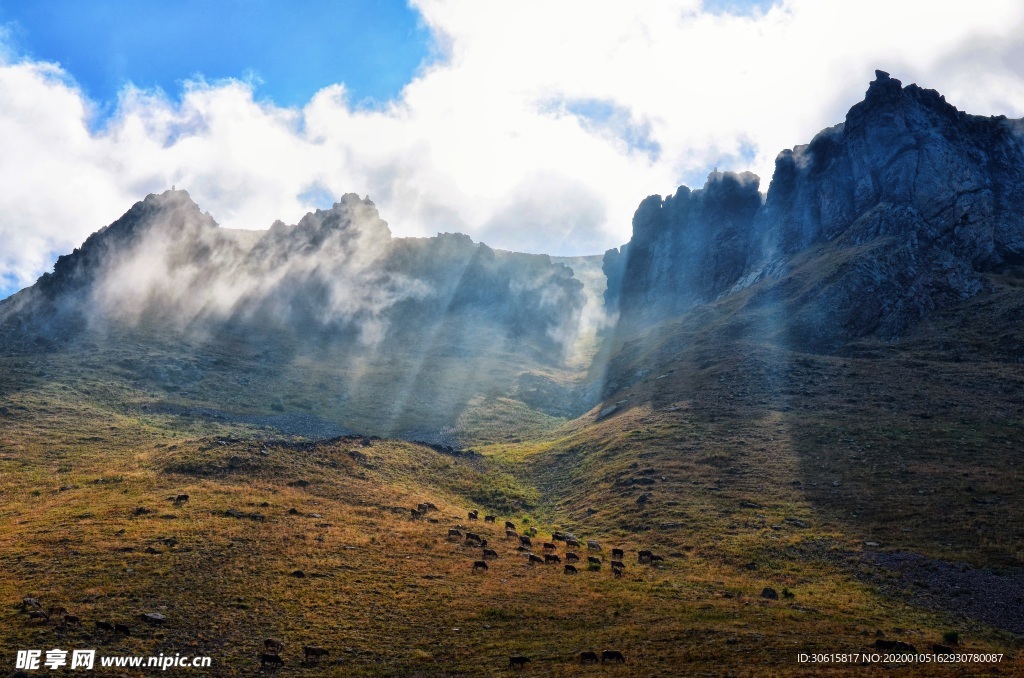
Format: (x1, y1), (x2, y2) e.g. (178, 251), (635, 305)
(0, 191), (587, 440)
(603, 70), (1024, 349)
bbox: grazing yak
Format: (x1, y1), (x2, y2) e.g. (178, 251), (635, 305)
(638, 550), (652, 563)
(174, 494), (189, 504)
(587, 540), (602, 551)
(482, 548), (499, 559)
(564, 564), (578, 575)
(506, 529), (518, 540)
(410, 509), (423, 520)
(303, 646), (329, 662)
(552, 532), (566, 542)
(528, 554), (544, 566)
(472, 560), (489, 572)
(612, 548), (624, 559)
(516, 545), (532, 553)
(465, 532), (482, 544)
(649, 554), (665, 564)
(509, 656), (530, 669)
(565, 552), (580, 563)
(484, 515), (496, 523)
(588, 556), (602, 566)
(519, 536), (532, 547)
(579, 650), (599, 664)
(542, 542), (556, 551)
(62, 615), (81, 627)
(565, 537), (580, 548)
(505, 521), (516, 530)
(26, 610), (49, 623)
(544, 554), (561, 564)
(264, 639), (283, 654)
(448, 528), (463, 539)
(467, 510), (479, 520)
(259, 653), (284, 667)
(96, 621), (114, 633)
(602, 649), (626, 663)
(611, 560), (625, 570)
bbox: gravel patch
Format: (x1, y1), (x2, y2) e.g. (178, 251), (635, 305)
(862, 550), (1024, 635)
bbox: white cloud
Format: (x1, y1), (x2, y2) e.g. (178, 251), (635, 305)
(2, 0), (1024, 293)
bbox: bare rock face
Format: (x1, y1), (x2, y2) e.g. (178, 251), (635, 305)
(0, 191), (585, 359)
(603, 171), (762, 322)
(605, 71), (1024, 348)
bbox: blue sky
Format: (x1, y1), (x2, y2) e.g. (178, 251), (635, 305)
(1, 0), (1023, 301)
(0, 0), (432, 113)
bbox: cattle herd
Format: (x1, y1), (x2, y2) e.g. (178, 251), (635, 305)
(408, 501), (671, 668)
(419, 504), (667, 579)
(19, 597), (131, 636)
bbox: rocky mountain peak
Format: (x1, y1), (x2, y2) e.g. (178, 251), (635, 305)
(606, 71), (1024, 347)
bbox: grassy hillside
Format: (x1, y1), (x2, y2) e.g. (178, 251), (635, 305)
(2, 296), (1024, 676)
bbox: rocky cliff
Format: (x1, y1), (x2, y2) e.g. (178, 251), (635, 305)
(0, 191), (585, 359)
(604, 71), (1024, 349)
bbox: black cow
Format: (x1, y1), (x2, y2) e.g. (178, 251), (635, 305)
(259, 653), (284, 667)
(564, 564), (578, 575)
(509, 656), (530, 669)
(472, 560), (489, 572)
(602, 649), (625, 663)
(544, 554), (561, 564)
(579, 650), (599, 663)
(304, 646), (329, 662)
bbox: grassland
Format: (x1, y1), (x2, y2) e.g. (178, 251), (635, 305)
(1, 278), (1023, 675)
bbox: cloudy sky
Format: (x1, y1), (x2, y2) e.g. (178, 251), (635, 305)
(2, 0), (1024, 299)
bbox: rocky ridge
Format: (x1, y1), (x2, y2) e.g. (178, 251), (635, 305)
(604, 71), (1024, 348)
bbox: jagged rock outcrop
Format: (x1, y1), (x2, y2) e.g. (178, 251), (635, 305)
(603, 171), (762, 320)
(605, 71), (1024, 348)
(0, 190), (585, 358)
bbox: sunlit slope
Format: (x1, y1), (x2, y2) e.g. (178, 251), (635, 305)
(2, 372), (1021, 676)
